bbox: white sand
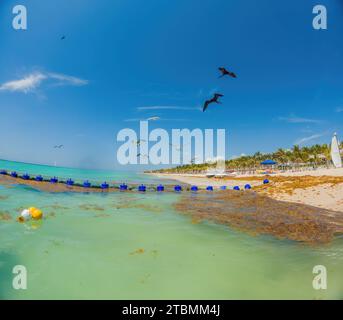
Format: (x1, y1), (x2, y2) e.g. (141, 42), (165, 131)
(151, 168), (343, 212)
(246, 167), (343, 177)
(273, 183), (343, 212)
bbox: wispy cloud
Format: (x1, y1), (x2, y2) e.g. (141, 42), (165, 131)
(137, 106), (199, 111)
(278, 115), (323, 124)
(146, 116), (160, 121)
(294, 133), (325, 145)
(47, 72), (89, 86)
(0, 72), (47, 93)
(0, 71), (88, 94)
(124, 117), (189, 122)
(336, 107), (343, 113)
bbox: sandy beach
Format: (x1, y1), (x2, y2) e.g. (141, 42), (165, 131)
(152, 168), (343, 212)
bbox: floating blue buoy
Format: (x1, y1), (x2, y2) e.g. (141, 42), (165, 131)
(11, 172), (18, 178)
(206, 186), (214, 191)
(66, 178), (74, 186)
(220, 186), (227, 190)
(245, 184), (252, 190)
(22, 173), (30, 180)
(263, 179), (270, 184)
(191, 185), (198, 192)
(138, 185), (146, 192)
(233, 186), (240, 191)
(174, 185), (182, 192)
(156, 184), (164, 192)
(120, 183), (128, 191)
(35, 175), (43, 182)
(83, 180), (91, 188)
(50, 177), (58, 184)
(0, 170), (7, 175)
(101, 182), (109, 189)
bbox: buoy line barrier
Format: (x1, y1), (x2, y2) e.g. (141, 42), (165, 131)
(0, 169), (269, 193)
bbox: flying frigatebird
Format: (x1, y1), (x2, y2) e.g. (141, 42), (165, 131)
(218, 67), (237, 79)
(203, 93), (224, 112)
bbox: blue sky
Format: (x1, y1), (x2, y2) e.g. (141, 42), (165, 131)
(0, 0), (342, 170)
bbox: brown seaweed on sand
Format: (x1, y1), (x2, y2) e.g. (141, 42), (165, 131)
(174, 190), (343, 245)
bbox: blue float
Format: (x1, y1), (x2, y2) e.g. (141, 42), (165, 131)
(156, 184), (164, 192)
(0, 170), (7, 175)
(50, 177), (58, 184)
(206, 186), (214, 191)
(66, 178), (74, 186)
(191, 185), (198, 192)
(233, 186), (240, 191)
(22, 173), (30, 180)
(220, 186), (227, 190)
(120, 183), (128, 191)
(83, 180), (91, 188)
(101, 182), (109, 189)
(174, 185), (182, 192)
(138, 184), (146, 192)
(245, 184), (252, 190)
(263, 179), (270, 184)
(35, 175), (43, 182)
(10, 172), (18, 178)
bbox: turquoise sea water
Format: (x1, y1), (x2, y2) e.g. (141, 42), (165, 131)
(0, 159), (343, 299)
(0, 159), (164, 184)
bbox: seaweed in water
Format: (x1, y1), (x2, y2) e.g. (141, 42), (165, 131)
(0, 212), (12, 221)
(79, 204), (105, 211)
(129, 248), (145, 255)
(114, 200), (162, 213)
(174, 190), (343, 245)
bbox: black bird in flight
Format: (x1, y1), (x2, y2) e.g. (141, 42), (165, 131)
(203, 93), (224, 112)
(218, 67), (237, 79)
(54, 145), (64, 149)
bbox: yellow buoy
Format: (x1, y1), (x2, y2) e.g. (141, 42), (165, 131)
(31, 208), (43, 220)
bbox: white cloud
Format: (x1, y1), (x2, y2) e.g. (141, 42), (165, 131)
(146, 116), (160, 121)
(230, 153), (247, 160)
(0, 72), (47, 93)
(336, 107), (343, 113)
(0, 71), (88, 94)
(206, 156), (225, 163)
(278, 115), (322, 124)
(294, 133), (324, 145)
(124, 117), (188, 122)
(47, 72), (89, 86)
(124, 118), (142, 122)
(137, 106), (198, 111)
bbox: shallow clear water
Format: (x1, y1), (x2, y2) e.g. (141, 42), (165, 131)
(0, 159), (165, 184)
(1, 160), (343, 299)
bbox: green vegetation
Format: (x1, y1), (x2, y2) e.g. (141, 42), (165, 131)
(149, 143), (343, 174)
